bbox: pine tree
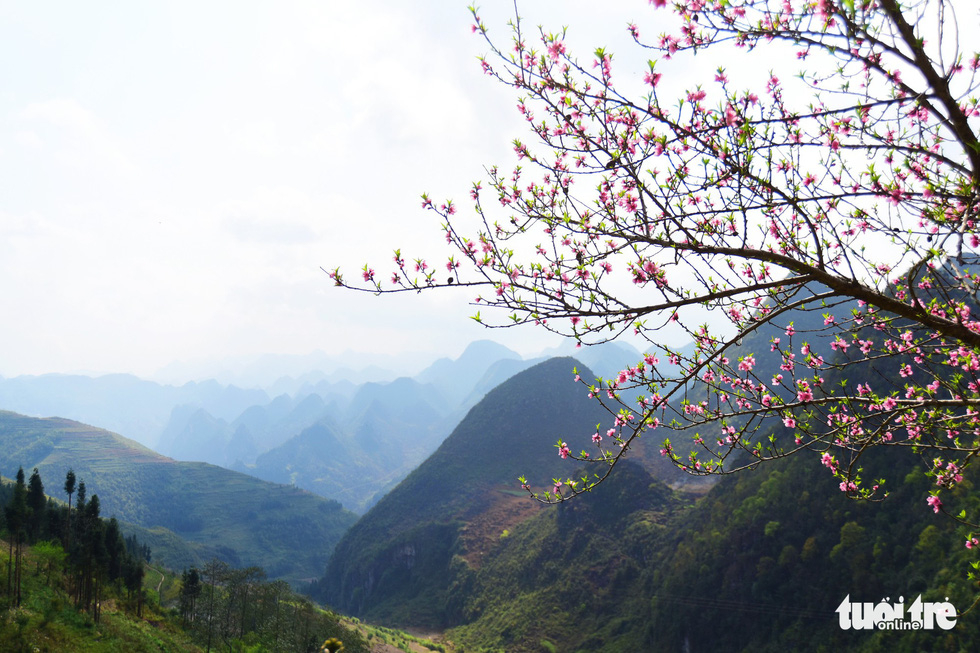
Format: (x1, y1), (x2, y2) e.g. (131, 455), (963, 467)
(4, 467), (29, 606)
(82, 494), (106, 619)
(202, 558), (229, 653)
(26, 467), (45, 543)
(63, 468), (76, 550)
(179, 567), (202, 624)
(236, 566), (265, 639)
(70, 480), (87, 604)
(75, 481), (85, 514)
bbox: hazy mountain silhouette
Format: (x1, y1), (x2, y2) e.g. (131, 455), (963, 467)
(0, 373), (267, 449)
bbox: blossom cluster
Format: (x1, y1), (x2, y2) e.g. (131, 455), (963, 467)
(333, 1), (980, 527)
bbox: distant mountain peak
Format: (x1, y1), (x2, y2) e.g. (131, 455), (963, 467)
(458, 339), (522, 360)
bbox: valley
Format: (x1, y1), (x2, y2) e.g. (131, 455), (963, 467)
(3, 335), (980, 651)
(5, 0), (977, 649)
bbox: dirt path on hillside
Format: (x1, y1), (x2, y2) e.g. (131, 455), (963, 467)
(459, 488), (545, 568)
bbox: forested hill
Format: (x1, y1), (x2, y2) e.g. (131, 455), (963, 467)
(429, 430), (980, 652)
(0, 410), (357, 583)
(318, 357), (651, 625)
(315, 354), (980, 652)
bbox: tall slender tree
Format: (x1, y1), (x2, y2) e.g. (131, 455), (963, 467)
(179, 567), (202, 624)
(81, 494), (105, 619)
(201, 558), (228, 653)
(4, 468), (29, 606)
(26, 467), (45, 543)
(63, 468), (76, 551)
(235, 566), (265, 639)
(70, 480), (87, 604)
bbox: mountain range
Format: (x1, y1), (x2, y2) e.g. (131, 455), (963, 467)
(6, 313), (977, 651)
(0, 410), (357, 584)
(319, 357), (649, 624)
(314, 350), (980, 652)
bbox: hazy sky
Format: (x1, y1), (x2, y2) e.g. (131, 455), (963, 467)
(0, 0), (673, 380)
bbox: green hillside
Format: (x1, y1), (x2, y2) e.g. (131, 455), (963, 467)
(0, 411), (358, 583)
(0, 547), (206, 653)
(319, 357), (619, 626)
(392, 425), (980, 652)
(423, 435), (980, 652)
(1, 466), (435, 653)
(315, 346), (980, 651)
(447, 460), (678, 652)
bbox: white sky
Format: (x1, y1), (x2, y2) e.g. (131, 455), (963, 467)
(0, 0), (672, 380)
(8, 1), (961, 382)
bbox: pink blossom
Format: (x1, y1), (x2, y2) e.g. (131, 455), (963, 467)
(547, 40), (566, 61)
(643, 71), (662, 87)
(927, 495), (942, 513)
(815, 0), (833, 24)
(558, 441), (570, 459)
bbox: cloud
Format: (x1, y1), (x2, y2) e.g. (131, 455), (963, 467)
(224, 216), (317, 245)
(0, 0), (665, 377)
(18, 97), (136, 177)
(219, 186), (325, 246)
